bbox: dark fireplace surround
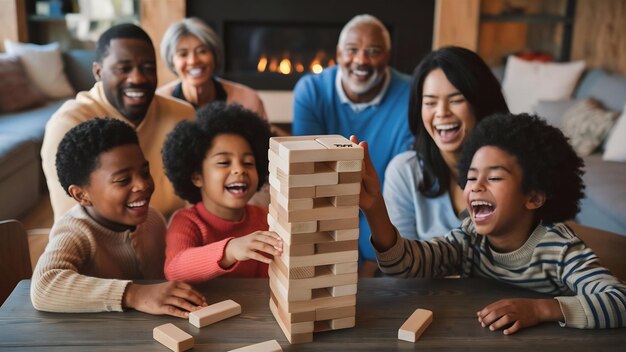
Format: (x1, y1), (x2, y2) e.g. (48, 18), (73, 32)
(187, 0), (435, 90)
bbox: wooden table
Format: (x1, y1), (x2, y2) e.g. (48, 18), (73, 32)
(0, 278), (624, 351)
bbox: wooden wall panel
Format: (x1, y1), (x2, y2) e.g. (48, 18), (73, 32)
(139, 0), (185, 86)
(432, 0), (480, 51)
(0, 0), (27, 51)
(571, 0), (626, 74)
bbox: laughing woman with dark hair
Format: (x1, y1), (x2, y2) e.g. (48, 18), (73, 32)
(383, 46), (509, 241)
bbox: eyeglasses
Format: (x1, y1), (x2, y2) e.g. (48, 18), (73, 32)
(341, 46), (385, 58)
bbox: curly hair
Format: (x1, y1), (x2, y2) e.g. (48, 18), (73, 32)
(56, 117), (139, 195)
(458, 113), (585, 223)
(162, 102), (271, 204)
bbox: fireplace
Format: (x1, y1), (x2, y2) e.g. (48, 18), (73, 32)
(187, 0), (435, 90)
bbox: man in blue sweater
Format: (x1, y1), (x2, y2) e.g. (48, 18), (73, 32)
(292, 14), (413, 275)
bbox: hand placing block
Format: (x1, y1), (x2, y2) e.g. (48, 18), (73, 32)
(189, 299), (241, 328)
(153, 323), (193, 352)
(227, 339), (283, 352)
(398, 308), (433, 342)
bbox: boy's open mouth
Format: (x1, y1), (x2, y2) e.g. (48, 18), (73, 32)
(225, 182), (249, 195)
(471, 200), (495, 221)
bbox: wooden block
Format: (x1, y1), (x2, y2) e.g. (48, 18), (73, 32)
(269, 149), (314, 174)
(314, 316), (356, 332)
(270, 292), (316, 323)
(275, 287), (357, 314)
(284, 243), (316, 257)
(331, 194), (360, 207)
(270, 135), (330, 154)
(276, 163), (337, 187)
(398, 309), (433, 342)
(270, 186), (313, 211)
(268, 208), (317, 235)
(315, 240), (358, 254)
(314, 136), (364, 160)
(316, 183), (360, 197)
(268, 174), (316, 199)
(269, 264), (313, 301)
(188, 300), (241, 328)
(315, 305), (356, 321)
(330, 228), (360, 241)
(271, 253), (315, 279)
(326, 159), (362, 172)
(280, 202), (359, 222)
(281, 249), (358, 268)
(327, 284), (357, 297)
(339, 171), (362, 184)
(269, 297), (314, 344)
(331, 262), (358, 275)
(319, 218), (359, 231)
(274, 265), (357, 291)
(153, 323), (193, 352)
(227, 339), (283, 352)
(269, 214), (334, 247)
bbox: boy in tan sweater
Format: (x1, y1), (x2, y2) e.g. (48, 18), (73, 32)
(31, 118), (206, 317)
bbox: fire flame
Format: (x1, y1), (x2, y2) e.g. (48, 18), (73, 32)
(256, 51), (334, 75)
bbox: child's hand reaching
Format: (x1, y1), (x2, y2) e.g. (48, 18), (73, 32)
(349, 135), (382, 212)
(221, 231), (283, 269)
(477, 298), (564, 334)
(123, 281), (207, 318)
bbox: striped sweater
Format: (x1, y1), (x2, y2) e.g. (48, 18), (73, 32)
(375, 217), (626, 329)
(30, 205), (166, 312)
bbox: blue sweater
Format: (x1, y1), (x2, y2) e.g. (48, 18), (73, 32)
(375, 218), (626, 329)
(293, 66), (413, 261)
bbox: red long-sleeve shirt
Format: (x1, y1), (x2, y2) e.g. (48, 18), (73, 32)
(164, 202), (269, 283)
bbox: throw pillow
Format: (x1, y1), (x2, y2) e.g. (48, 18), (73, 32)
(532, 99), (578, 129)
(0, 54), (48, 113)
(561, 99), (619, 156)
(3, 40), (74, 99)
(602, 102), (626, 162)
(502, 55), (585, 114)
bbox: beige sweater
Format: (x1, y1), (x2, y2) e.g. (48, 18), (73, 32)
(30, 205), (166, 312)
(41, 82), (196, 221)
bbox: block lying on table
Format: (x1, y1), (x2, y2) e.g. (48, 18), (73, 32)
(398, 308), (433, 342)
(227, 339), (283, 352)
(188, 299), (241, 328)
(153, 323), (193, 352)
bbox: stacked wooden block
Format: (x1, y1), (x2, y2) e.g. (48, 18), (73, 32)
(267, 135), (363, 344)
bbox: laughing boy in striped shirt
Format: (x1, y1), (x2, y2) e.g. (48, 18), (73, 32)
(353, 113), (626, 334)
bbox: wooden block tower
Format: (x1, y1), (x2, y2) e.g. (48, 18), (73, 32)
(267, 135), (363, 344)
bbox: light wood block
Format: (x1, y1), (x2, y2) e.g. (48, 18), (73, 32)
(277, 138), (363, 163)
(268, 174), (316, 199)
(327, 284), (357, 297)
(314, 316), (356, 332)
(315, 240), (358, 254)
(268, 208), (317, 235)
(270, 292), (316, 323)
(270, 135), (330, 153)
(330, 228), (360, 241)
(268, 213), (330, 246)
(269, 297), (314, 344)
(398, 308), (433, 342)
(281, 248), (359, 268)
(269, 149), (314, 174)
(319, 218), (359, 231)
(331, 194), (360, 207)
(271, 256), (315, 279)
(284, 243), (316, 257)
(315, 183), (360, 197)
(270, 186), (313, 211)
(273, 285), (357, 314)
(227, 339), (283, 352)
(314, 136), (364, 160)
(326, 159), (362, 172)
(315, 305), (356, 321)
(269, 265), (313, 301)
(339, 171), (362, 184)
(188, 300), (241, 328)
(331, 262), (358, 275)
(273, 264), (358, 291)
(153, 323), (193, 352)
(278, 201), (359, 222)
(276, 164), (338, 187)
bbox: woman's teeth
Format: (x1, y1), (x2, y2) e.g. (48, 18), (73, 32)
(188, 68), (204, 77)
(127, 200), (147, 208)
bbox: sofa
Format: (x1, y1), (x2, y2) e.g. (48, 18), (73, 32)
(494, 60), (626, 236)
(0, 49), (96, 220)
